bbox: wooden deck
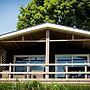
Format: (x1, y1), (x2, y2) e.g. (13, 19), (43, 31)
(1, 78), (90, 84)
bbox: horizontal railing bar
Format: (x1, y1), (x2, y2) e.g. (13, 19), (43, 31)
(1, 72), (90, 74)
(0, 64), (45, 66)
(0, 63), (90, 66)
(50, 39), (90, 42)
(0, 40), (46, 43)
(46, 63), (90, 66)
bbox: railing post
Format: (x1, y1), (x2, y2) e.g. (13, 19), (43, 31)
(45, 65), (49, 79)
(65, 63), (68, 79)
(9, 63), (11, 79)
(27, 63), (30, 79)
(85, 65), (87, 79)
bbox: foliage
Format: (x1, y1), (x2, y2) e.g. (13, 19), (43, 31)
(17, 0), (90, 30)
(0, 81), (90, 90)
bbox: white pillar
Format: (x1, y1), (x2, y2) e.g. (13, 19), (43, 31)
(45, 30), (50, 79)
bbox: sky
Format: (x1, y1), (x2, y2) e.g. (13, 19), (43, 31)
(0, 0), (30, 34)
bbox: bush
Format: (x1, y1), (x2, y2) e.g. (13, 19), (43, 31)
(0, 81), (90, 90)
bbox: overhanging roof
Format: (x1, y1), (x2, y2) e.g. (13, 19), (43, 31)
(0, 23), (90, 40)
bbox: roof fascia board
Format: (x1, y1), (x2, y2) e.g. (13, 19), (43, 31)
(0, 23), (48, 40)
(46, 23), (90, 36)
(0, 23), (90, 40)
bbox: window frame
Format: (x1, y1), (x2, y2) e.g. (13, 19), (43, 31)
(13, 55), (45, 72)
(55, 54), (89, 78)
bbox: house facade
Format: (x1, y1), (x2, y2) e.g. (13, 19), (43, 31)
(0, 23), (90, 82)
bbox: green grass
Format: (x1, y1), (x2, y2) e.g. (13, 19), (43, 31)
(0, 81), (90, 90)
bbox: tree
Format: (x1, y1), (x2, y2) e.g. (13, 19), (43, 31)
(17, 0), (90, 30)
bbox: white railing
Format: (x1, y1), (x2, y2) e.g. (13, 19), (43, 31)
(0, 63), (90, 80)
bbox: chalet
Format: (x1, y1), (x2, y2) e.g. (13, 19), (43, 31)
(0, 23), (90, 83)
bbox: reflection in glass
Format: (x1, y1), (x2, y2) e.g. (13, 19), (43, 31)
(15, 56), (45, 72)
(30, 57), (45, 71)
(56, 55), (88, 78)
(56, 56), (72, 78)
(15, 57), (29, 72)
(73, 56), (87, 63)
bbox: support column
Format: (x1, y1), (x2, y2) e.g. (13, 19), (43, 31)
(45, 30), (50, 79)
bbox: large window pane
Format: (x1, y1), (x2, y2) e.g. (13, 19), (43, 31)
(56, 56), (72, 78)
(15, 57), (29, 72)
(15, 56), (45, 72)
(57, 56), (72, 63)
(73, 56), (87, 63)
(30, 56), (45, 71)
(71, 56), (87, 78)
(56, 55), (88, 79)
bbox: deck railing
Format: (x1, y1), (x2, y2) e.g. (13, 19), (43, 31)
(0, 63), (90, 81)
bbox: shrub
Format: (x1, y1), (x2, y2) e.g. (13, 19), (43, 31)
(0, 81), (90, 90)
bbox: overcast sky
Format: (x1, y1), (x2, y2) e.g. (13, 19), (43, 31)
(0, 0), (30, 34)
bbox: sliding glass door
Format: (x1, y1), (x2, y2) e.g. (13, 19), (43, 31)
(55, 54), (89, 78)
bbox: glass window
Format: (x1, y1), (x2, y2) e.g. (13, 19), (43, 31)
(73, 56), (87, 63)
(30, 56), (45, 71)
(57, 56), (72, 63)
(56, 55), (88, 78)
(15, 57), (29, 72)
(56, 56), (72, 78)
(15, 56), (45, 72)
